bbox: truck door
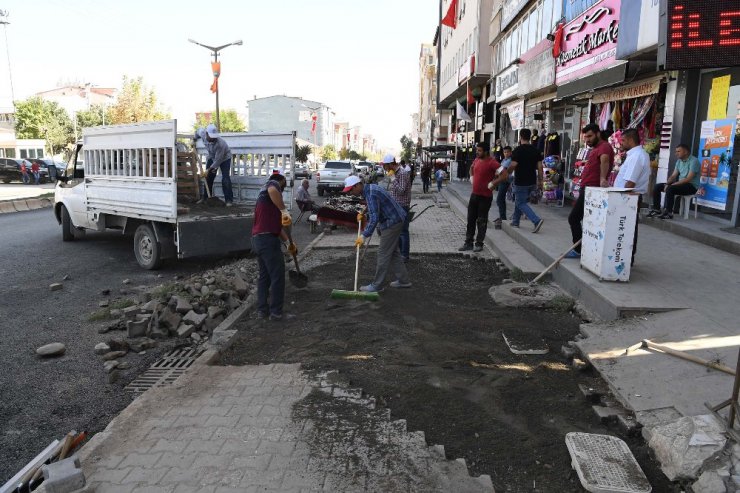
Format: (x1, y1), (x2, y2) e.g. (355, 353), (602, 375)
(56, 144), (95, 229)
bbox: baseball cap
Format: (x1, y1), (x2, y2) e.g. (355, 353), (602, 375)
(205, 123), (219, 138)
(342, 175), (362, 192)
(382, 154), (396, 164)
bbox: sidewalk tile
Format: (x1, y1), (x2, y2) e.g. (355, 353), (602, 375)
(122, 466), (169, 484)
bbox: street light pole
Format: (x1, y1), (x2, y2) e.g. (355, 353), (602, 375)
(188, 38), (242, 131)
(0, 10), (15, 103)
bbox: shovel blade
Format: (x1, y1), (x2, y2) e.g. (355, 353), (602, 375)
(289, 270), (308, 288)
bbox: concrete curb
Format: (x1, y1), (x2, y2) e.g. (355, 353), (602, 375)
(0, 197), (53, 214)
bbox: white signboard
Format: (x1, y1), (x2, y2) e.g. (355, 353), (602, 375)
(496, 64), (519, 102)
(298, 110), (311, 122)
(581, 188), (638, 282)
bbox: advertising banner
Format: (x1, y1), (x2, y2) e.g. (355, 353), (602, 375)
(555, 0), (621, 86)
(696, 119), (737, 210)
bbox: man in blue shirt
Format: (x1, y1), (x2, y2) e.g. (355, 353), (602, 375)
(648, 144), (701, 219)
(343, 175), (410, 292)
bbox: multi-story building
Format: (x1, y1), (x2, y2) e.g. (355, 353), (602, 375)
(411, 113), (420, 144)
(438, 0), (494, 176)
(246, 95), (335, 147)
(334, 122), (349, 151)
(418, 43), (438, 148)
(36, 84), (116, 117)
(0, 107), (54, 159)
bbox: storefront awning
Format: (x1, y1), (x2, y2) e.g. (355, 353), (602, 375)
(591, 75), (665, 104)
(556, 63), (627, 100)
(422, 144), (456, 152)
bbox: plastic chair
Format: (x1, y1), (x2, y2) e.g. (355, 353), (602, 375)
(295, 200), (313, 223)
(678, 194), (698, 219)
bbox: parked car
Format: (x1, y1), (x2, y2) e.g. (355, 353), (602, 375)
(354, 161), (373, 175)
(30, 158), (65, 181)
(316, 161), (355, 196)
(294, 164), (312, 179)
(0, 158), (49, 183)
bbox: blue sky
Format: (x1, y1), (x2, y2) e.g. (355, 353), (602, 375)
(0, 0), (438, 150)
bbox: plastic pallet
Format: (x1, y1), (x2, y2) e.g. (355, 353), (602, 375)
(565, 432), (651, 493)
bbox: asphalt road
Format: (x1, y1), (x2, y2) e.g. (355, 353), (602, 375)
(0, 177), (326, 482)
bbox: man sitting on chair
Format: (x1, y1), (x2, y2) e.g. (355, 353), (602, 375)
(295, 179), (319, 213)
(648, 144), (700, 219)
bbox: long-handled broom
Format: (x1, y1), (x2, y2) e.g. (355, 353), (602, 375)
(330, 215), (379, 301)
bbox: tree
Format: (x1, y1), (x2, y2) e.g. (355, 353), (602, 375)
(14, 96), (73, 156)
(294, 144), (312, 164)
(339, 147), (350, 160)
(348, 150), (361, 161)
(107, 76), (170, 125)
(400, 135), (415, 162)
(193, 109), (246, 133)
(320, 145), (337, 161)
(76, 104), (108, 128)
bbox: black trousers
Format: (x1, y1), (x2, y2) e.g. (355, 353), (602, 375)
(568, 187), (588, 253)
(466, 194), (493, 246)
(652, 183), (697, 212)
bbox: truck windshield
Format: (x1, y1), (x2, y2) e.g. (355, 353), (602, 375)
(324, 162), (352, 169)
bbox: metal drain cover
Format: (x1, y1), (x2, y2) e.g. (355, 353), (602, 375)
(565, 432), (651, 493)
(125, 347), (203, 393)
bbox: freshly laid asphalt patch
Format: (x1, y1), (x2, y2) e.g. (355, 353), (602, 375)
(222, 252), (674, 492)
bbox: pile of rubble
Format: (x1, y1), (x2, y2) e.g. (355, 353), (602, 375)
(92, 259), (257, 382)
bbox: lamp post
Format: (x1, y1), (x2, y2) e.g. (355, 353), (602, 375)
(188, 38), (242, 131)
(0, 10), (14, 103)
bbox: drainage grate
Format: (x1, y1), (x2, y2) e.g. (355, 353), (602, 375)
(565, 432), (651, 493)
(125, 348), (203, 394)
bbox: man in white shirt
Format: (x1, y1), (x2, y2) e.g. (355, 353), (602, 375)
(618, 128), (651, 266)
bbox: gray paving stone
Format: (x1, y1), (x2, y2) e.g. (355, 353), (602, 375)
(87, 467), (134, 484)
(121, 466), (169, 484)
(155, 452), (198, 469)
(230, 454), (273, 471)
(119, 453), (163, 468)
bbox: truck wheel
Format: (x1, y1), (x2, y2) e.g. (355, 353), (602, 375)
(134, 224), (163, 270)
(318, 187), (324, 197)
(61, 205), (74, 242)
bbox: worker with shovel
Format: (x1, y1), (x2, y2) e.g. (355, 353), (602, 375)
(252, 173), (296, 321)
(204, 123), (235, 207)
(343, 175), (411, 293)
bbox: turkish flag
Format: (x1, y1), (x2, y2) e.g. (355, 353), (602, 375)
(467, 84), (474, 106)
(441, 0), (457, 29)
(552, 22), (565, 59)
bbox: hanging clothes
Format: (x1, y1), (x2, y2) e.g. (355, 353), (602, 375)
(627, 95), (656, 129)
(598, 102), (612, 130)
(611, 102), (621, 129)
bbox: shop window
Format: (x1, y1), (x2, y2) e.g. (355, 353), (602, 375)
(553, 0), (562, 25)
(541, 0), (554, 36)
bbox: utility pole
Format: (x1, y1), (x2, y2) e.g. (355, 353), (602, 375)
(188, 38), (242, 131)
(0, 9), (15, 103)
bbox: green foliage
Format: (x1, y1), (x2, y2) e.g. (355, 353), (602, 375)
(548, 295), (576, 313)
(348, 150), (361, 161)
(320, 145), (338, 161)
(107, 76), (170, 124)
(295, 144), (312, 164)
(509, 267), (529, 283)
(193, 108), (246, 133)
(339, 147), (350, 160)
(76, 105), (108, 128)
(14, 96), (73, 156)
(400, 135), (415, 162)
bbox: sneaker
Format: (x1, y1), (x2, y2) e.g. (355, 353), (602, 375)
(473, 245), (484, 253)
(646, 209), (660, 218)
(659, 211), (673, 220)
(390, 280), (412, 288)
(269, 313), (282, 321)
(564, 250), (581, 259)
(225, 202), (234, 207)
(360, 284), (381, 292)
(494, 219), (503, 230)
(532, 219), (545, 233)
(252, 311), (268, 320)
(458, 243), (473, 252)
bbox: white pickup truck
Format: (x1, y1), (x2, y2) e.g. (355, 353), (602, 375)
(54, 120), (295, 269)
(315, 160), (355, 196)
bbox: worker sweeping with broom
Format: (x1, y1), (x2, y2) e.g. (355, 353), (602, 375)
(340, 175), (411, 294)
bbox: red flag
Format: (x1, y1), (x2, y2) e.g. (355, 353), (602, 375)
(552, 22), (565, 59)
(441, 0), (457, 29)
(467, 84), (474, 106)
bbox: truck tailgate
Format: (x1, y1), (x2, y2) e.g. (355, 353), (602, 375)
(177, 214), (253, 258)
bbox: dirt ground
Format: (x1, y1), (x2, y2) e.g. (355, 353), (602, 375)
(222, 251), (675, 492)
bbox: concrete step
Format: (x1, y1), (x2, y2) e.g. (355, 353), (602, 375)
(642, 215), (740, 257)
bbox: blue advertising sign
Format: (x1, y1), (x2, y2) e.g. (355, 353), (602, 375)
(696, 119), (736, 211)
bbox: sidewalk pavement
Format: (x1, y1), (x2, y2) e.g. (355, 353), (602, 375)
(0, 183), (55, 201)
(444, 180), (739, 420)
(52, 363), (492, 493)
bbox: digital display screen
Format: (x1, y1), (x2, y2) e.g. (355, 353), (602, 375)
(665, 0), (740, 69)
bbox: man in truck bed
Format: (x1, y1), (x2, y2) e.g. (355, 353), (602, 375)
(205, 123), (235, 206)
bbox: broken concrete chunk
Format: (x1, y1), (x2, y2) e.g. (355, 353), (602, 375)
(201, 285), (210, 297)
(182, 310), (207, 329)
(177, 324), (195, 338)
(102, 350), (127, 361)
(572, 358), (591, 371)
(149, 326), (169, 339)
(172, 296), (193, 314)
(94, 342), (110, 355)
(208, 306), (225, 319)
(128, 337), (157, 352)
(692, 469), (728, 493)
(103, 360), (119, 373)
(36, 343), (66, 357)
(127, 318), (148, 338)
(160, 309), (182, 331)
(648, 414), (727, 481)
(122, 279), (131, 285)
(41, 455), (86, 493)
(204, 315), (224, 333)
(191, 332), (202, 342)
(212, 289), (228, 300)
(117, 361), (130, 370)
(122, 305), (142, 321)
(109, 309), (122, 319)
(107, 339), (129, 352)
(49, 283), (63, 291)
(141, 299), (161, 313)
(98, 300), (110, 308)
(232, 274), (248, 297)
